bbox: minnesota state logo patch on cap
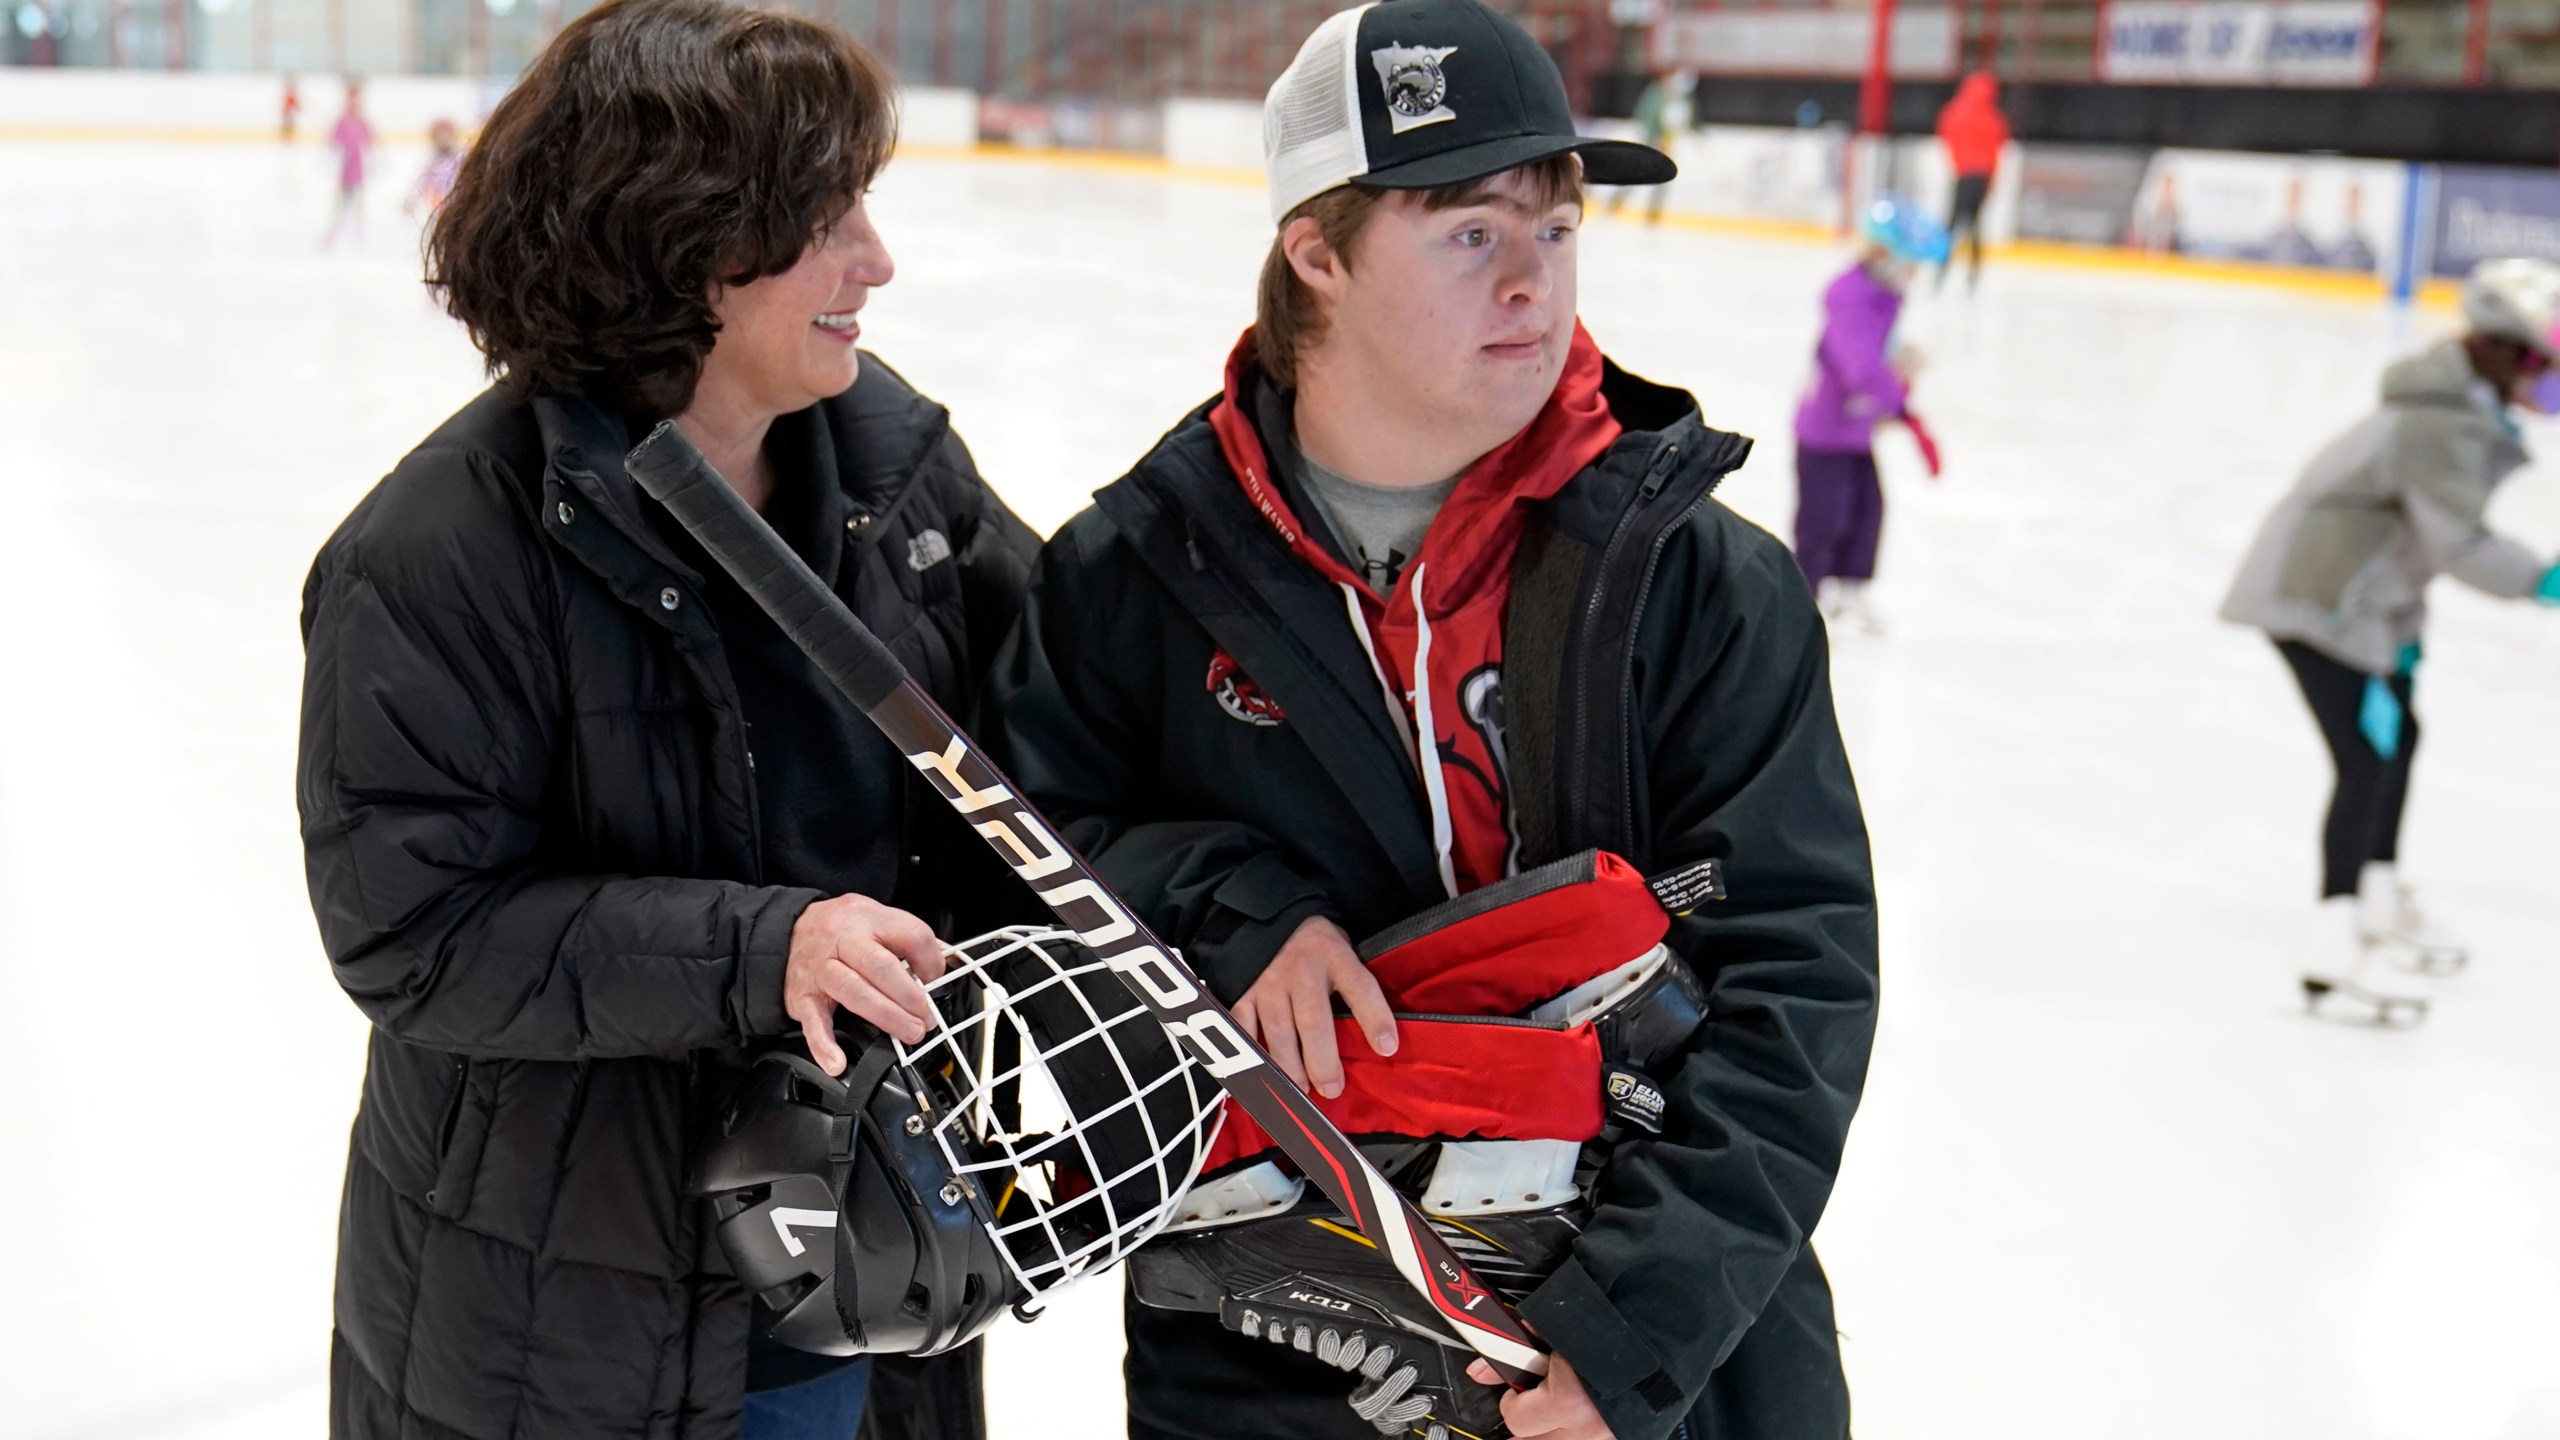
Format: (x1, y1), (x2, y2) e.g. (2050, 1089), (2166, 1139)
(1370, 43), (1457, 133)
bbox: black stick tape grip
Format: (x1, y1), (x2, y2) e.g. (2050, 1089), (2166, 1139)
(624, 420), (910, 713)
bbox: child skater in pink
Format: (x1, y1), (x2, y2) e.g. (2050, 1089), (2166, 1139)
(322, 77), (377, 248)
(1792, 197), (1947, 633)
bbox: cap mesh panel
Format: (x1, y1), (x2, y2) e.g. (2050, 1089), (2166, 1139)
(1264, 6), (1372, 223)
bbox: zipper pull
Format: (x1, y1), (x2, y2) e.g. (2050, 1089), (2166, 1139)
(1639, 443), (1680, 499)
(1184, 518), (1206, 572)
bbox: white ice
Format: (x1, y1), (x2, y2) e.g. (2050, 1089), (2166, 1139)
(2, 140), (2556, 1440)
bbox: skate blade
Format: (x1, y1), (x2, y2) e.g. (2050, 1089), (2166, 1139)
(2300, 976), (2427, 1029)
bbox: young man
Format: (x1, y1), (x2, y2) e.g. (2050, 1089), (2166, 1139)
(988, 3), (1878, 1437)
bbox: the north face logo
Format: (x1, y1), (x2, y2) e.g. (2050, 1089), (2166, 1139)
(1206, 648), (1285, 727)
(907, 528), (953, 572)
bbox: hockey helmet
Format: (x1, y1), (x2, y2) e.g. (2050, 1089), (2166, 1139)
(693, 926), (1225, 1357)
(694, 1043), (1016, 1355)
(2461, 257), (2560, 357)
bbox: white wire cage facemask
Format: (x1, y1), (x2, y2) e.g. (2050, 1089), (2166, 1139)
(894, 925), (1227, 1312)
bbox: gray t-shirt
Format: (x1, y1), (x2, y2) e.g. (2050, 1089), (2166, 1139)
(1295, 449), (1459, 596)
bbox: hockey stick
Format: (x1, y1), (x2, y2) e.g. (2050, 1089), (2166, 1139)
(624, 421), (1547, 1386)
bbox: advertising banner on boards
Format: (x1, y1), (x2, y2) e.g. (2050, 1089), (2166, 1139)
(2431, 167), (2560, 277)
(2100, 0), (2378, 85)
(2012, 146), (2158, 247)
(2117, 149), (2403, 273)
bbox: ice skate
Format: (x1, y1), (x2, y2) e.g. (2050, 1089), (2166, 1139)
(1834, 580), (1885, 635)
(2301, 897), (2427, 1028)
(2357, 864), (2468, 975)
(1816, 577), (1845, 622)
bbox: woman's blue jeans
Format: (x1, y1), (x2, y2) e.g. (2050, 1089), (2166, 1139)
(742, 1357), (872, 1440)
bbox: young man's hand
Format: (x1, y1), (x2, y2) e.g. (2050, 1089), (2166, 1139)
(1466, 1355), (1617, 1440)
(784, 894), (947, 1071)
(1233, 916), (1398, 1099)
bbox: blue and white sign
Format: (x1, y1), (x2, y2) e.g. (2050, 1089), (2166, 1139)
(2101, 0), (2377, 85)
(2432, 167), (2560, 277)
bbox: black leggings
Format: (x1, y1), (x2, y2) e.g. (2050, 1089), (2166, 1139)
(2277, 640), (2418, 899)
(1948, 172), (1991, 272)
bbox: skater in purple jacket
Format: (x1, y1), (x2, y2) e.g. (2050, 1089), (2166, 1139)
(1793, 198), (1947, 633)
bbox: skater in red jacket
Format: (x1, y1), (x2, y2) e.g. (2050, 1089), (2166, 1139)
(1933, 71), (2009, 291)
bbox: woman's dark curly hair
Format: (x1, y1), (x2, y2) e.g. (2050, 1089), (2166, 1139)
(427, 0), (897, 419)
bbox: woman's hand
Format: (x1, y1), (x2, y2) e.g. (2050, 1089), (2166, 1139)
(1467, 1356), (1617, 1440)
(1232, 916), (1398, 1099)
(784, 894), (947, 1073)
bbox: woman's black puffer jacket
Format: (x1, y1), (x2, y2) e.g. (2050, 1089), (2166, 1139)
(298, 358), (1036, 1440)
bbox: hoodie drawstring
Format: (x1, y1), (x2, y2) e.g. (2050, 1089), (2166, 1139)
(1338, 571), (1460, 901)
(1341, 584), (1419, 772)
(1405, 565), (1460, 900)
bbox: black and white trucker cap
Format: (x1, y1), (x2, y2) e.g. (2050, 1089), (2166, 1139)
(1263, 0), (1678, 224)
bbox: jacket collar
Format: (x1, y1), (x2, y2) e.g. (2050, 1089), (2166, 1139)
(826, 358), (956, 527)
(1104, 349), (1717, 565)
(529, 393), (711, 612)
(1207, 325), (1626, 616)
(1098, 425), (1450, 900)
(526, 362), (950, 597)
(757, 404), (849, 587)
(1090, 344), (1727, 899)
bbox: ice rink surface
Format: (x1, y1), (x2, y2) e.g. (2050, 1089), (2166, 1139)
(3, 139), (2556, 1440)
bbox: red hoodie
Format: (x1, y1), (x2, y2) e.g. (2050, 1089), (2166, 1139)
(1935, 72), (2010, 179)
(1206, 325), (1622, 897)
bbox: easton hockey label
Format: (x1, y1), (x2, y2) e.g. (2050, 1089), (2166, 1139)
(1646, 858), (1727, 914)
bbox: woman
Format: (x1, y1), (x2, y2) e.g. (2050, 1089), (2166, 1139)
(296, 2), (1036, 1436)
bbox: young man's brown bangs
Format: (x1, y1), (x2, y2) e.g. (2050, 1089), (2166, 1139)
(1254, 155), (1585, 390)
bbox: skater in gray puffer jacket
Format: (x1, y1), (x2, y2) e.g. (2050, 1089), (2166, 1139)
(2222, 257), (2560, 1027)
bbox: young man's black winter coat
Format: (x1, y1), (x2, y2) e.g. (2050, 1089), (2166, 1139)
(297, 360), (1036, 1440)
(986, 361), (1879, 1440)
